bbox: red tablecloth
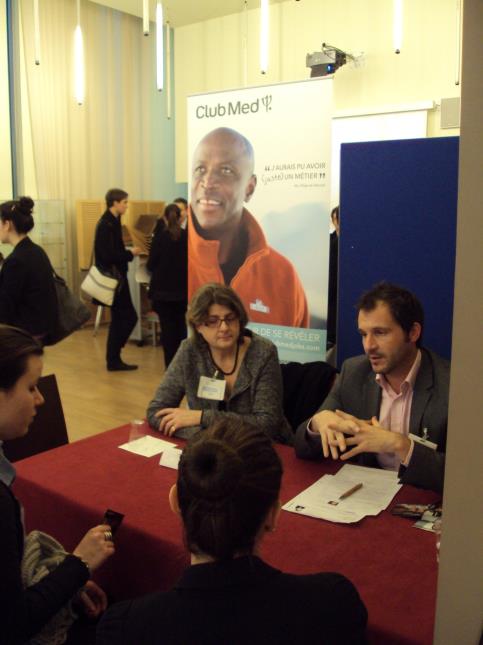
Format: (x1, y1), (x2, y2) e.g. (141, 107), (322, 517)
(13, 426), (440, 645)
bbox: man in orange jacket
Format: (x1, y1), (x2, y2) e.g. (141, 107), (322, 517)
(188, 127), (309, 328)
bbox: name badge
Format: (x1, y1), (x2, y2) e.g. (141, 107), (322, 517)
(197, 376), (226, 401)
(409, 431), (437, 451)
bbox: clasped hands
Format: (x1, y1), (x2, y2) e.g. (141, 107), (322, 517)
(155, 408), (202, 436)
(313, 409), (410, 461)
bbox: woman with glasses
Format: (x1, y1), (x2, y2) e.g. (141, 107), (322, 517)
(147, 283), (292, 443)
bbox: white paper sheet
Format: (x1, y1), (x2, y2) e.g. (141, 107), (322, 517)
(159, 447), (182, 470)
(119, 435), (177, 457)
(283, 464), (402, 524)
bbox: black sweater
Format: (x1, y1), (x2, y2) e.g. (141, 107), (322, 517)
(0, 481), (89, 644)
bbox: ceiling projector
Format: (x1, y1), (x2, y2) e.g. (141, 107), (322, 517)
(306, 44), (347, 77)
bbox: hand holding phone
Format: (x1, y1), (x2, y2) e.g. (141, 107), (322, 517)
(101, 509), (124, 536)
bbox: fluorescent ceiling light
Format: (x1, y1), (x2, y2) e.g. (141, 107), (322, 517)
(34, 0), (41, 65)
(260, 0), (269, 74)
(74, 1), (85, 105)
(156, 2), (163, 90)
(393, 0), (403, 54)
(143, 0), (149, 36)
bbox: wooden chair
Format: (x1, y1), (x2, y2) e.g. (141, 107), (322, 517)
(3, 374), (69, 462)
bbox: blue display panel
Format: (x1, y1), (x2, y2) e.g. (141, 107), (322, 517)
(338, 137), (458, 366)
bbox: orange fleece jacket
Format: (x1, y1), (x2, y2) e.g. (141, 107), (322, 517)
(188, 208), (309, 328)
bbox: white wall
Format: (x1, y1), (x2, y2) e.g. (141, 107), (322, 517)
(174, 0), (461, 183)
(434, 0), (483, 642)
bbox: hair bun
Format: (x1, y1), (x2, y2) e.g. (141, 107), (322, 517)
(18, 196), (34, 215)
(184, 440), (243, 502)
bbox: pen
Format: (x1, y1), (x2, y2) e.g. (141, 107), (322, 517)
(339, 482), (363, 500)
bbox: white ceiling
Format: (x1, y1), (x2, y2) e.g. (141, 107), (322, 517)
(89, 0), (287, 28)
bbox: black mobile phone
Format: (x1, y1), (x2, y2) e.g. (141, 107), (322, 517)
(102, 509), (124, 536)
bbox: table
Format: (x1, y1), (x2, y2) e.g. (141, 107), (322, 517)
(13, 425), (440, 645)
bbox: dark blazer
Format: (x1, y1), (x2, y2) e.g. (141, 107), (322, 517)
(327, 231), (338, 346)
(146, 220), (187, 302)
(294, 348), (450, 493)
(96, 555), (367, 645)
(0, 237), (58, 336)
(94, 210), (133, 276)
(0, 480), (89, 644)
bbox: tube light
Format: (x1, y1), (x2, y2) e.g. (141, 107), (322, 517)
(33, 0), (40, 65)
(156, 2), (163, 91)
(143, 0), (149, 36)
(393, 0), (403, 54)
(74, 0), (85, 105)
(260, 0), (269, 74)
(243, 0), (248, 86)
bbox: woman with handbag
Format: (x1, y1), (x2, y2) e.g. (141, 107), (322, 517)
(0, 197), (58, 343)
(94, 188), (142, 371)
(0, 324), (115, 644)
(147, 202), (188, 368)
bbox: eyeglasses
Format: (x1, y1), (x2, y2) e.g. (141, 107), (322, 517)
(203, 314), (239, 328)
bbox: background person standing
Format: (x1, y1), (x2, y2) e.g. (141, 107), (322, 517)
(147, 203), (188, 368)
(0, 197), (58, 343)
(173, 197), (188, 229)
(95, 188), (142, 371)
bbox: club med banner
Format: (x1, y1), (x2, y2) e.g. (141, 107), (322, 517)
(187, 78), (333, 362)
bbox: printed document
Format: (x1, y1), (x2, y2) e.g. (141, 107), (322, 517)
(283, 464), (402, 524)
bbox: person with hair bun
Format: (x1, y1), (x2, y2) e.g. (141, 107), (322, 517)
(147, 282), (292, 444)
(0, 325), (114, 644)
(0, 197), (58, 341)
(97, 419), (367, 644)
(147, 202), (188, 367)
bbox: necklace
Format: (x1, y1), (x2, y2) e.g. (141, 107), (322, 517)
(208, 341), (240, 376)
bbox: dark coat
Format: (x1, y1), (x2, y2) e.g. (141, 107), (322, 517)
(97, 555), (367, 645)
(0, 237), (58, 336)
(146, 220), (187, 303)
(0, 480), (89, 644)
(294, 348), (450, 492)
(94, 210), (133, 276)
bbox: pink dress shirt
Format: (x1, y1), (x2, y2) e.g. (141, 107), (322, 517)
(375, 350), (421, 470)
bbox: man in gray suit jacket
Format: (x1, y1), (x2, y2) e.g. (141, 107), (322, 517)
(295, 282), (450, 493)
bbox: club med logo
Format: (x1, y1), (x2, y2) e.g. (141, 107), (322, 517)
(249, 299), (270, 314)
(196, 94), (272, 119)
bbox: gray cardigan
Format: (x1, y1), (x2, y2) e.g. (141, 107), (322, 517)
(147, 332), (292, 444)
